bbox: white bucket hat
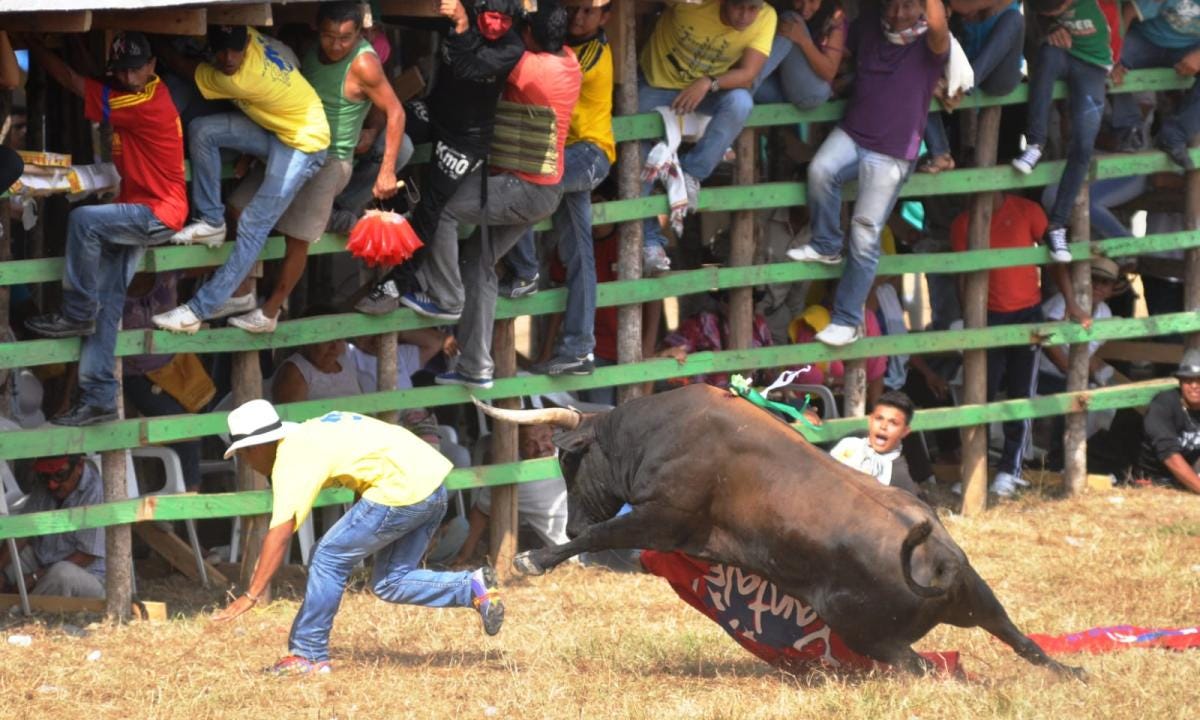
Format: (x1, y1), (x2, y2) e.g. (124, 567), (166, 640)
(223, 399), (297, 459)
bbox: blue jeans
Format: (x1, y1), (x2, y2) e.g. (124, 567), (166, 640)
(807, 127), (911, 327)
(1111, 24), (1200, 146)
(61, 203), (174, 409)
(987, 304), (1043, 478)
(638, 76), (754, 249)
(752, 12), (833, 109)
(509, 142), (611, 358)
(1025, 45), (1106, 228)
(289, 487), (476, 663)
(1041, 175), (1147, 239)
(925, 7), (1024, 157)
(184, 112), (326, 318)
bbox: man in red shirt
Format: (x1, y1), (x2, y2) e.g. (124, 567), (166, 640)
(949, 192), (1081, 495)
(417, 0), (582, 389)
(23, 32), (188, 427)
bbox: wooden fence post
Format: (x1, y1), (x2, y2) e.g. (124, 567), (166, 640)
(1063, 188), (1092, 494)
(488, 319), (519, 579)
(728, 128), (756, 351)
(615, 0), (643, 405)
(960, 106), (1001, 515)
(375, 331), (399, 425)
(1186, 141), (1200, 351)
(232, 328), (269, 600)
(102, 356), (131, 621)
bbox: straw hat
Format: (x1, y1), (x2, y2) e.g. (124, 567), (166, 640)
(223, 399), (297, 459)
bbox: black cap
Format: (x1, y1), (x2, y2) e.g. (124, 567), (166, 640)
(108, 32), (153, 71)
(1176, 348), (1200, 380)
(207, 25), (249, 53)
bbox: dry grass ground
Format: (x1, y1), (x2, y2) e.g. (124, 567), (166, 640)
(1, 485), (1198, 720)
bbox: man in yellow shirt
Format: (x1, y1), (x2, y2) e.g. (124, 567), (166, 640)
(212, 399), (504, 675)
(151, 25), (330, 334)
(637, 0), (776, 273)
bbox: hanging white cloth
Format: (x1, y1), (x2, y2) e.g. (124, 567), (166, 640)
(642, 106), (712, 236)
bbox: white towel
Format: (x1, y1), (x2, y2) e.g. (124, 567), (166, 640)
(642, 106), (712, 236)
(945, 35), (975, 98)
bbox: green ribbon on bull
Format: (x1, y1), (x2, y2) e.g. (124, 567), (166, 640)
(727, 374), (819, 435)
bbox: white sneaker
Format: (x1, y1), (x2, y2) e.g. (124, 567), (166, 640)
(990, 471), (1021, 498)
(786, 244), (841, 265)
(171, 219), (227, 248)
(209, 292), (256, 319)
(152, 304), (202, 334)
(228, 307), (278, 333)
(1011, 145), (1043, 175)
(814, 323), (860, 346)
(1044, 227), (1073, 264)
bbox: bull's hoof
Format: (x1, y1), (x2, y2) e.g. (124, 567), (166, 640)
(1052, 661), (1088, 683)
(513, 551), (546, 576)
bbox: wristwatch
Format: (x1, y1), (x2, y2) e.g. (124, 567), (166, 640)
(708, 76), (720, 94)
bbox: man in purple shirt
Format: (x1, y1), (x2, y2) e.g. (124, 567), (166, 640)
(787, 0), (948, 346)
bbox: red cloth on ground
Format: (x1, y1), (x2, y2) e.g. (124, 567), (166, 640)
(1030, 625), (1200, 654)
(950, 194), (1047, 313)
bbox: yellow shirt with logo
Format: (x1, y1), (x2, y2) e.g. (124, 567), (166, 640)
(194, 28), (331, 153)
(268, 411), (453, 529)
(568, 33), (616, 164)
(640, 0), (777, 90)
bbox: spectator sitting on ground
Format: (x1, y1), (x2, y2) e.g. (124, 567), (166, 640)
(1134, 348), (1200, 493)
(637, 0), (778, 274)
(221, 2), (406, 334)
(1036, 257), (1119, 471)
(152, 25), (330, 334)
(272, 307), (360, 404)
(753, 0), (846, 108)
(919, 0), (1025, 174)
(0, 456), (106, 598)
(424, 0), (583, 390)
(786, 0), (949, 347)
(448, 423), (570, 566)
(1010, 0), (1116, 263)
(1108, 0), (1200, 169)
(949, 191), (1083, 497)
(658, 289), (773, 389)
(355, 0), (526, 314)
(22, 33), (188, 427)
(828, 390), (923, 496)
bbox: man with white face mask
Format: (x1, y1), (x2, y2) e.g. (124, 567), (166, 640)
(788, 0), (949, 347)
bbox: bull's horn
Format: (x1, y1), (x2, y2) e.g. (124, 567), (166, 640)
(470, 397), (582, 429)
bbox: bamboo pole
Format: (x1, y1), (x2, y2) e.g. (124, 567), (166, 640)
(842, 362), (867, 417)
(488, 319), (519, 580)
(232, 328), (269, 600)
(728, 128), (756, 351)
(615, 0), (642, 405)
(375, 332), (399, 424)
(1063, 188), (1092, 495)
(1186, 140), (1200, 351)
(102, 355), (131, 620)
(960, 106), (1001, 515)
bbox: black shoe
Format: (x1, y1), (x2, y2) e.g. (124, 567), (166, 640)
(25, 312), (95, 338)
(1158, 137), (1195, 171)
(354, 279), (401, 315)
(51, 402), (117, 427)
(534, 354), (595, 376)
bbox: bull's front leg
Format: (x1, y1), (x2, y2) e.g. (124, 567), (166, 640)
(514, 509), (690, 576)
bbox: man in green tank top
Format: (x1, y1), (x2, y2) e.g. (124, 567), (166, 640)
(225, 1), (406, 333)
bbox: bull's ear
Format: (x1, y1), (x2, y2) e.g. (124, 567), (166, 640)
(553, 425), (596, 454)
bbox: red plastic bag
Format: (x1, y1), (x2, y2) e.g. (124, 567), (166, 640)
(346, 210), (423, 267)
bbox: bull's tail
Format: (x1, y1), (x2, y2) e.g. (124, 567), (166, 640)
(900, 521), (950, 598)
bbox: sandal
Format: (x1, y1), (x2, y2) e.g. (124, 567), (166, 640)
(266, 655), (332, 676)
(917, 154), (955, 175)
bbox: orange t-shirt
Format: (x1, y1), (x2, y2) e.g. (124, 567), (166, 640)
(950, 195), (1046, 313)
(84, 76), (188, 230)
(502, 48), (581, 185)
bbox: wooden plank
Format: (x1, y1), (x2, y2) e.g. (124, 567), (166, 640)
(489, 320), (520, 580)
(0, 594), (166, 620)
(1097, 341), (1185, 364)
(207, 2), (272, 26)
(268, 1), (318, 26)
(728, 128), (755, 351)
(0, 382), (1176, 541)
(1064, 188), (1093, 496)
(375, 0), (443, 17)
(3, 311), (1200, 461)
(91, 8), (207, 35)
(614, 0), (643, 406)
(133, 522), (229, 586)
(0, 11), (92, 33)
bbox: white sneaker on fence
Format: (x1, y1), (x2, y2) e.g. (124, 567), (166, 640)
(1011, 145), (1043, 175)
(786, 244), (841, 265)
(814, 323), (860, 347)
(152, 304), (202, 334)
(170, 219), (227, 248)
(229, 308), (279, 333)
(210, 292), (257, 319)
(1044, 227), (1073, 264)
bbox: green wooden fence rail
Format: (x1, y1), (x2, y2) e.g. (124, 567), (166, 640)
(1, 309), (1196, 460)
(0, 379), (1175, 541)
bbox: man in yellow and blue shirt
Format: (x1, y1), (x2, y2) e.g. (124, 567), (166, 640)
(213, 400), (503, 675)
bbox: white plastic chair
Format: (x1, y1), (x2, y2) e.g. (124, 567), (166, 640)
(0, 467), (31, 616)
(130, 446), (209, 586)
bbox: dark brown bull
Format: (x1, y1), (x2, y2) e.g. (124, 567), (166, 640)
(477, 384), (1084, 678)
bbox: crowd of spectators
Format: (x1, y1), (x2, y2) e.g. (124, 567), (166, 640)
(2, 0), (1200, 597)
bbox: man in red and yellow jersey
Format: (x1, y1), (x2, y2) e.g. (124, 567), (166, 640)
(23, 32), (188, 427)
